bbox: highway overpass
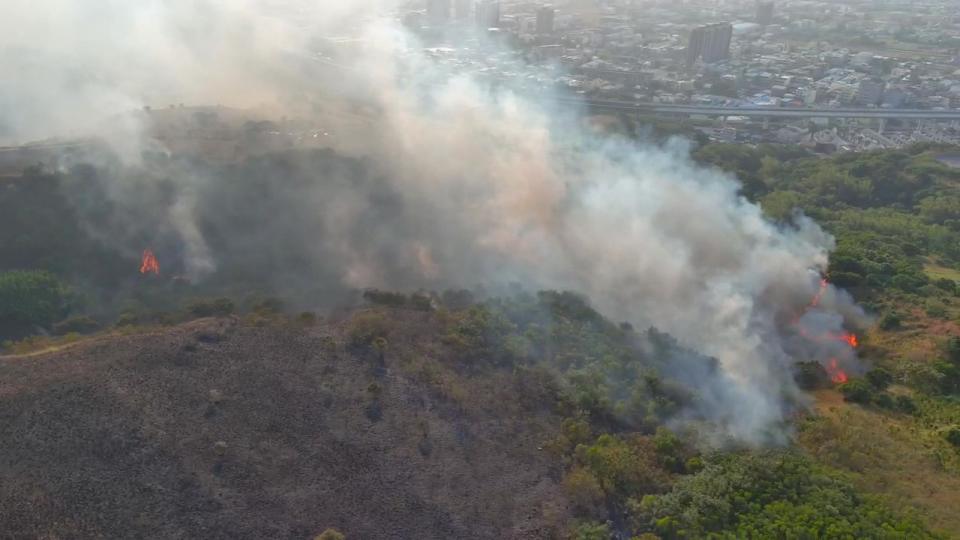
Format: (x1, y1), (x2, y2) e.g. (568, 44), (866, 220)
(562, 98), (960, 120)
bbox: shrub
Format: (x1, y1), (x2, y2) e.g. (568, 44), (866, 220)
(440, 289), (475, 310)
(116, 312), (139, 327)
(925, 300), (948, 319)
(794, 361), (829, 390)
(642, 451), (935, 538)
(948, 336), (960, 364)
(946, 427), (960, 449)
(0, 270), (69, 332)
(570, 521), (611, 540)
(685, 456), (705, 474)
(52, 315), (100, 335)
(895, 395), (918, 414)
(346, 312), (390, 347)
(186, 297), (235, 318)
(563, 467), (606, 518)
(409, 293), (434, 311)
(879, 312), (902, 330)
(362, 289), (407, 307)
(935, 360), (960, 394)
(865, 367), (893, 390)
(251, 296), (284, 315)
(314, 528), (346, 540)
(934, 278), (957, 293)
(297, 311), (318, 325)
(839, 378), (874, 404)
(873, 393), (894, 409)
(578, 434), (668, 496)
(653, 427), (686, 473)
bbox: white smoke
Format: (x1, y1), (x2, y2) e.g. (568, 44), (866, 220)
(0, 0), (866, 443)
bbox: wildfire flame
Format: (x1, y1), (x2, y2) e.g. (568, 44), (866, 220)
(808, 278), (828, 308)
(798, 277), (856, 385)
(140, 249), (160, 275)
(827, 358), (848, 384)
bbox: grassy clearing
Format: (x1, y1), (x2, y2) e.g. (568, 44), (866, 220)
(801, 391), (960, 535)
(926, 262), (960, 284)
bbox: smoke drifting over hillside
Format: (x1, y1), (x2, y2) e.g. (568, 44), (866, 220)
(1, 0), (866, 443)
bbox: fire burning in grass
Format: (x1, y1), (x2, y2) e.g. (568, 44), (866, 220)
(797, 277), (858, 384)
(140, 249), (160, 275)
(827, 358), (849, 384)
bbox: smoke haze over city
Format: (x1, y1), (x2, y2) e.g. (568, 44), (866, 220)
(0, 0), (877, 444)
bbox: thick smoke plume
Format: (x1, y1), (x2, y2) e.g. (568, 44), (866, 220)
(0, 0), (866, 443)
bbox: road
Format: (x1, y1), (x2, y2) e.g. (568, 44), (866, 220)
(560, 98), (960, 120)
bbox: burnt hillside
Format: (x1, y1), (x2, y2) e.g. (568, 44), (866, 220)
(0, 313), (571, 540)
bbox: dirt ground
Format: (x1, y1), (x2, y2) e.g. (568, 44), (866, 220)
(0, 315), (570, 539)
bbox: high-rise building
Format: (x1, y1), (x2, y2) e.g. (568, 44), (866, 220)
(686, 23), (733, 68)
(476, 0), (500, 28)
(756, 2), (774, 25)
(427, 0), (451, 24)
(454, 0), (471, 20)
(536, 6), (555, 34)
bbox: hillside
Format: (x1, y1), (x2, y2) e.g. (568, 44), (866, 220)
(1, 140), (958, 538)
(0, 314), (570, 539)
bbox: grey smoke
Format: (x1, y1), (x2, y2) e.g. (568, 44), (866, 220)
(0, 0), (867, 443)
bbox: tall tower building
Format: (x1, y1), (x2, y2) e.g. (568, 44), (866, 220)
(756, 2), (774, 25)
(686, 23), (733, 67)
(536, 6), (556, 34)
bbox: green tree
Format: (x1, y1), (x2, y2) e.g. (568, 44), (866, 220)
(839, 378), (874, 404)
(641, 452), (936, 538)
(571, 521), (611, 540)
(0, 270), (68, 335)
(946, 427), (960, 449)
(947, 336), (960, 365)
(866, 368), (893, 390)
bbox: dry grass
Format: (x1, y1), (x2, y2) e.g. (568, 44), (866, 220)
(925, 262), (960, 284)
(800, 390), (960, 536)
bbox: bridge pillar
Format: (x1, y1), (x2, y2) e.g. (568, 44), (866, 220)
(762, 117), (769, 130)
(878, 118), (886, 135)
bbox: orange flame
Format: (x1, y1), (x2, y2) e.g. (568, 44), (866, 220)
(797, 277), (855, 385)
(809, 278), (828, 308)
(140, 249), (160, 275)
(827, 358), (848, 384)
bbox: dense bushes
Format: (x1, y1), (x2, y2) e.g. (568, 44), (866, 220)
(706, 145), (960, 326)
(639, 452), (937, 539)
(0, 270), (69, 338)
(362, 289), (433, 311)
(946, 427), (960, 449)
(186, 297), (236, 318)
(52, 315), (100, 335)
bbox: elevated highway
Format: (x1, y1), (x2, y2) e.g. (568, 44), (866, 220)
(562, 98), (960, 120)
